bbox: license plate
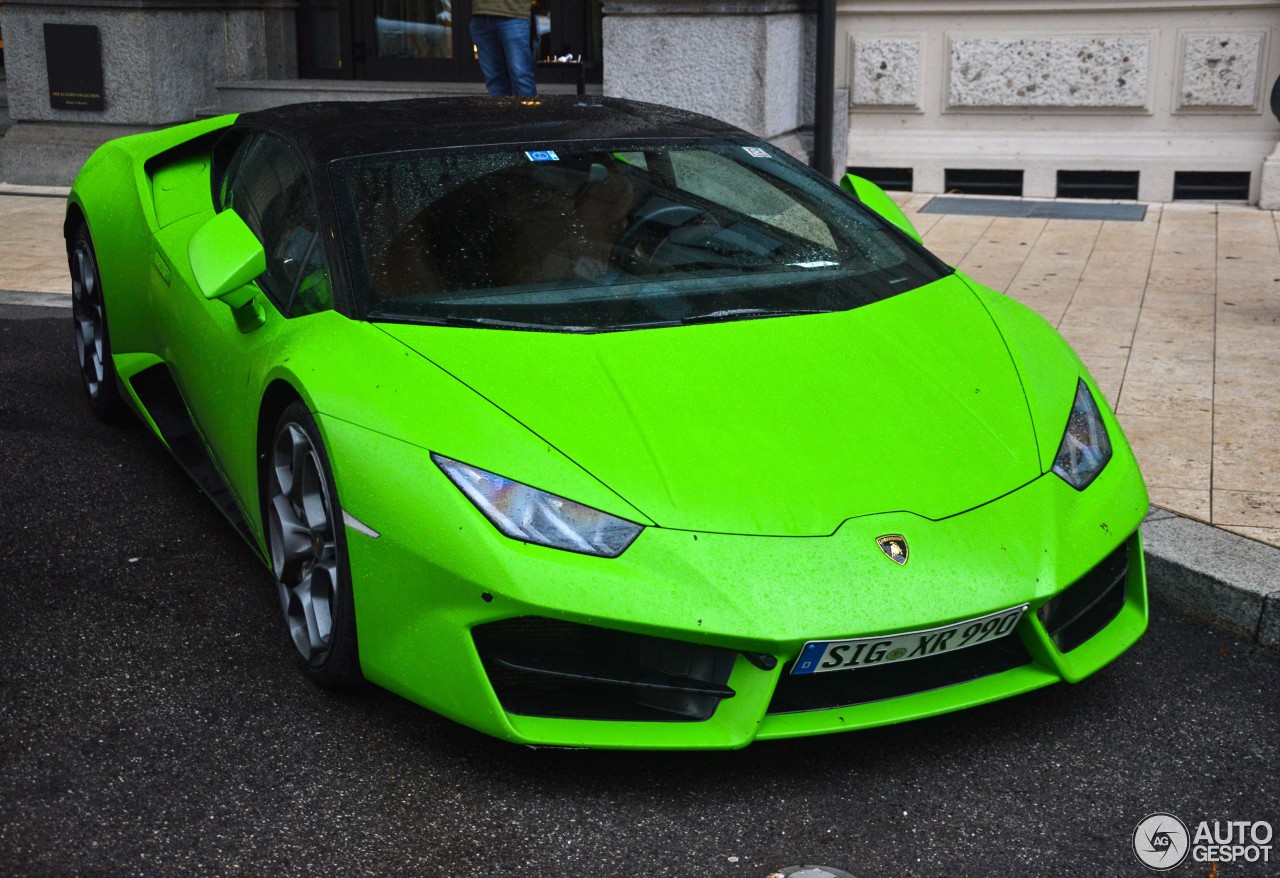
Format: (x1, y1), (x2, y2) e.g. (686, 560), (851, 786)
(791, 604), (1028, 675)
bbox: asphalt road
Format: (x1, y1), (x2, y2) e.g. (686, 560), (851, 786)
(2, 307), (1277, 877)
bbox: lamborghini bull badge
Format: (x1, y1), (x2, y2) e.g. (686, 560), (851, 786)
(877, 534), (909, 565)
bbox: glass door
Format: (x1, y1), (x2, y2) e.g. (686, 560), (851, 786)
(297, 0), (348, 78)
(533, 0), (602, 86)
(295, 0), (601, 84)
(354, 0), (479, 81)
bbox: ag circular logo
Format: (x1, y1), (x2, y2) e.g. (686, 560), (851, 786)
(1134, 813), (1190, 870)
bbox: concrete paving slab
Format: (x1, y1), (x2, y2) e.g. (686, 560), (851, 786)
(898, 193), (1280, 552)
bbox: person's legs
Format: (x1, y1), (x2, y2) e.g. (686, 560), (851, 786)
(492, 15), (537, 96)
(470, 15), (513, 96)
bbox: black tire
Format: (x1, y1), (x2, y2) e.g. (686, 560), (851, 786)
(265, 400), (362, 688)
(69, 223), (125, 421)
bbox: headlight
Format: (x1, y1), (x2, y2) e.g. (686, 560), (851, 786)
(433, 454), (642, 557)
(1052, 379), (1112, 490)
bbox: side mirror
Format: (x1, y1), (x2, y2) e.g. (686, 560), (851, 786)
(840, 174), (922, 244)
(188, 209), (266, 310)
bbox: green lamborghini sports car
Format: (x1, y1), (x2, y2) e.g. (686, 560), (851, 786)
(66, 96), (1149, 748)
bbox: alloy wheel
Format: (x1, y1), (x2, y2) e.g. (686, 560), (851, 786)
(71, 239), (106, 400)
(268, 420), (340, 666)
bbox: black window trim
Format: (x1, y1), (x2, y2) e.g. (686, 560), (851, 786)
(220, 129), (335, 319)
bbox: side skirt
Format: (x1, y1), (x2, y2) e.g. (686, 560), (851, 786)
(128, 363), (261, 556)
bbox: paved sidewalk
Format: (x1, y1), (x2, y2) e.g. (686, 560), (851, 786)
(893, 193), (1280, 550)
(3, 187), (1278, 549)
(0, 190), (68, 295)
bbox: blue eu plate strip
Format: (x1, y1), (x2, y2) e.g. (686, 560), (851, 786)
(792, 641), (827, 675)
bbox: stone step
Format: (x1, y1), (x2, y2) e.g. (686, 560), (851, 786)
(198, 78), (600, 117)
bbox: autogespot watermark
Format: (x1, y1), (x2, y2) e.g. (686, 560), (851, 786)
(1133, 813), (1274, 871)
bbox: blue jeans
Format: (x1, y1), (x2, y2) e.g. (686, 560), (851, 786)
(470, 15), (536, 97)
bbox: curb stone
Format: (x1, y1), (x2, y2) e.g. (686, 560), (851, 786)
(0, 289), (71, 308)
(1142, 506), (1280, 651)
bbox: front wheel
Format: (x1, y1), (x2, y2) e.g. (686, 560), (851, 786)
(69, 223), (124, 420)
(266, 400), (361, 688)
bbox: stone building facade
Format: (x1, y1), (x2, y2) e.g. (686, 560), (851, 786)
(1, 0), (1278, 204)
(832, 0), (1280, 203)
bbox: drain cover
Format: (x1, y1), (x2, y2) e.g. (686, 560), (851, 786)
(920, 195), (1146, 222)
(766, 867), (858, 878)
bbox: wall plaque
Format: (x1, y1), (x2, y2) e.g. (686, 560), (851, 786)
(44, 23), (105, 111)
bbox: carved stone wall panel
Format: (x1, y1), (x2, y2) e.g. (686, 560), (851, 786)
(1178, 32), (1265, 109)
(850, 36), (920, 107)
(948, 35), (1151, 109)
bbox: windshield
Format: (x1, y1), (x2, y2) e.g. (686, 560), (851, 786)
(333, 140), (948, 332)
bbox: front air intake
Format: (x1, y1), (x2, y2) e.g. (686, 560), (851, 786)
(473, 617), (736, 722)
(1037, 537), (1130, 653)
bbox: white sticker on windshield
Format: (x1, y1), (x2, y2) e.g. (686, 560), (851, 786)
(525, 150), (560, 162)
(743, 146), (771, 158)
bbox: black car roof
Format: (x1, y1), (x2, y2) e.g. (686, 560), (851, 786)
(237, 96), (747, 165)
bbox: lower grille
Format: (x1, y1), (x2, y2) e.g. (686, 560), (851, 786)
(473, 617), (736, 722)
(767, 634), (1031, 715)
(1037, 537), (1130, 653)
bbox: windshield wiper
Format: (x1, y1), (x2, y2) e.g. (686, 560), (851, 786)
(613, 307), (836, 331)
(677, 307), (835, 326)
(370, 312), (591, 332)
(373, 307), (838, 334)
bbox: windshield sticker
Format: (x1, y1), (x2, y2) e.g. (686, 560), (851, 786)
(743, 146), (771, 158)
(525, 150), (560, 162)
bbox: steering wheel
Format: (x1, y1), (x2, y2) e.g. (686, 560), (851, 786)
(614, 204), (720, 273)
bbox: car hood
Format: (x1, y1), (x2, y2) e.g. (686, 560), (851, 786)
(377, 276), (1042, 536)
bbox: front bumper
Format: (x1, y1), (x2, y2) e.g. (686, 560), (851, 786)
(322, 414), (1149, 749)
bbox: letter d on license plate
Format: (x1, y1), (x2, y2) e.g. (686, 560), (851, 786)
(791, 604), (1028, 675)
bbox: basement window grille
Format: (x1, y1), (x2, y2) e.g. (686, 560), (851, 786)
(1172, 171), (1250, 201)
(845, 166), (913, 191)
(944, 168), (1023, 197)
(1056, 170), (1140, 201)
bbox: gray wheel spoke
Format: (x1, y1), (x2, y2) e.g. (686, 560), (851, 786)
(75, 317), (93, 368)
(80, 250), (96, 296)
(299, 453), (330, 533)
(90, 326), (105, 382)
(307, 562), (336, 648)
(291, 567), (332, 655)
(288, 427), (309, 507)
(269, 493), (313, 580)
(272, 424), (300, 501)
(285, 582), (312, 660)
(74, 249), (89, 296)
